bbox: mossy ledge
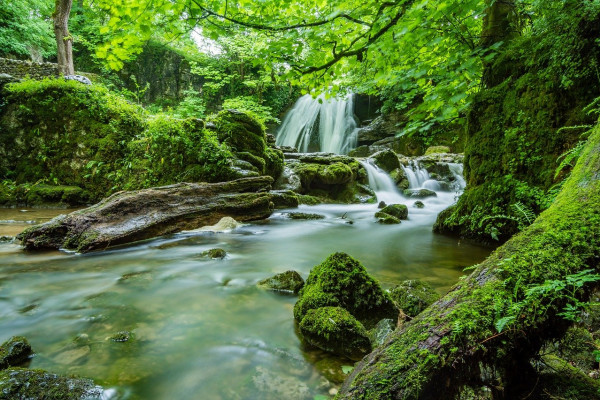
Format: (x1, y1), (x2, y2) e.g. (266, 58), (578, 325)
(338, 121), (600, 399)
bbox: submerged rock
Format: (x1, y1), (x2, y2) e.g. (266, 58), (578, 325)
(200, 248), (227, 259)
(299, 306), (372, 361)
(294, 252), (398, 329)
(110, 331), (132, 342)
(191, 217), (242, 232)
(282, 212), (325, 220)
(0, 236), (14, 243)
(18, 177), (275, 253)
(252, 366), (311, 400)
(257, 270), (305, 294)
(403, 188), (437, 199)
(0, 368), (106, 399)
(0, 336), (32, 370)
(389, 280), (440, 318)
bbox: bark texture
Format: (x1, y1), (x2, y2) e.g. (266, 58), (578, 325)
(18, 177), (275, 252)
(53, 0), (74, 75)
(338, 121), (600, 399)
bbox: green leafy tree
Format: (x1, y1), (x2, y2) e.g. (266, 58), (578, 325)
(0, 0), (55, 60)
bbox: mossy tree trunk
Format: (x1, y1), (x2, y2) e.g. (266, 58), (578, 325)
(53, 0), (74, 76)
(481, 0), (517, 87)
(338, 121), (600, 399)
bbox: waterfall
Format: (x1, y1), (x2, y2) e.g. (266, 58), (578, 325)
(275, 94), (359, 154)
(401, 161), (431, 189)
(359, 161), (403, 204)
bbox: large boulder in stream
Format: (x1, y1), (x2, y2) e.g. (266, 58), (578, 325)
(278, 153), (374, 203)
(18, 177), (276, 253)
(294, 253), (397, 359)
(0, 336), (32, 370)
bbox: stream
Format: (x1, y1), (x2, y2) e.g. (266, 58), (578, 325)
(0, 164), (492, 400)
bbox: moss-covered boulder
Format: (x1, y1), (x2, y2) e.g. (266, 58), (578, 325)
(376, 204), (408, 220)
(210, 109), (284, 180)
(375, 214), (401, 224)
(0, 336), (32, 370)
(299, 306), (372, 360)
(257, 270), (305, 294)
(389, 280), (440, 318)
(369, 149), (400, 173)
(425, 146), (451, 155)
(389, 168), (410, 190)
(200, 248), (227, 259)
(403, 188), (437, 199)
(294, 252), (398, 329)
(282, 212), (325, 220)
(0, 368), (105, 399)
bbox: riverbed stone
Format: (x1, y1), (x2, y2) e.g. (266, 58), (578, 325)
(299, 307), (372, 361)
(257, 270), (305, 294)
(0, 368), (105, 399)
(200, 248), (227, 259)
(0, 336), (32, 370)
(282, 212), (325, 220)
(378, 204), (408, 220)
(414, 201), (425, 208)
(294, 252), (398, 329)
(375, 214), (401, 224)
(369, 149), (400, 173)
(389, 280), (440, 318)
(403, 188), (437, 199)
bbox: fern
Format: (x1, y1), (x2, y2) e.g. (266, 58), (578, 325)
(555, 140), (586, 179)
(511, 202), (536, 226)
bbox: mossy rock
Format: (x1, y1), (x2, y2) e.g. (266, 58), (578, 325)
(375, 213), (401, 224)
(0, 336), (32, 370)
(377, 204), (408, 220)
(283, 212), (325, 220)
(212, 109), (267, 156)
(389, 168), (410, 190)
(294, 252), (398, 329)
(200, 248), (227, 259)
(0, 368), (105, 399)
(369, 150), (400, 172)
(389, 280), (440, 318)
(22, 184), (90, 207)
(403, 188), (437, 199)
(425, 146), (451, 155)
(299, 306), (372, 360)
(257, 270), (305, 294)
(414, 201), (425, 208)
(297, 195), (321, 205)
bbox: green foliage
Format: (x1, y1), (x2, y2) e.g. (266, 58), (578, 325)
(222, 96), (278, 125)
(173, 89), (206, 119)
(0, 0), (55, 59)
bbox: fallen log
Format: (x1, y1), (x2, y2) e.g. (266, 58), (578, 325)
(338, 123), (600, 399)
(18, 177), (275, 253)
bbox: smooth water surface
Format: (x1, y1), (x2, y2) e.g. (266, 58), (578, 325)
(0, 198), (491, 399)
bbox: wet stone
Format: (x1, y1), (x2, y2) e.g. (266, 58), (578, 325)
(0, 336), (33, 370)
(283, 212), (325, 220)
(257, 270), (305, 294)
(200, 248), (227, 259)
(414, 201), (425, 208)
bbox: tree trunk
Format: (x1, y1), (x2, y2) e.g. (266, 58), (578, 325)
(53, 0), (74, 76)
(338, 120), (600, 399)
(481, 0), (517, 87)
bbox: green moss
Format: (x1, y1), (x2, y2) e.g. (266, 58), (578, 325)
(284, 212), (325, 220)
(389, 280), (440, 318)
(294, 252), (398, 329)
(297, 194), (321, 205)
(425, 146), (451, 155)
(375, 213), (401, 224)
(377, 204), (408, 220)
(257, 270), (305, 294)
(200, 248), (227, 259)
(299, 306), (372, 360)
(0, 336), (32, 370)
(211, 109), (267, 156)
(0, 368), (104, 399)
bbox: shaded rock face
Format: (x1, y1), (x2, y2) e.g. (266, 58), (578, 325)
(294, 253), (398, 329)
(211, 109), (284, 180)
(257, 270), (305, 294)
(389, 280), (440, 318)
(299, 307), (372, 361)
(356, 116), (389, 146)
(369, 149), (400, 173)
(0, 368), (106, 399)
(18, 177), (276, 253)
(277, 153), (374, 204)
(0, 336), (32, 370)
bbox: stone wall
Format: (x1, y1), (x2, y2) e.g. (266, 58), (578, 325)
(0, 58), (59, 79)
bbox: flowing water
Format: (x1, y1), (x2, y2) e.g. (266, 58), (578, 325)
(0, 164), (492, 399)
(275, 94), (359, 154)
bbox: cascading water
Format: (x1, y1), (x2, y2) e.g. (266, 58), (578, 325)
(359, 160), (404, 204)
(275, 93), (359, 154)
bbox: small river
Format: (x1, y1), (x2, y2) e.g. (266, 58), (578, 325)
(0, 176), (492, 399)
